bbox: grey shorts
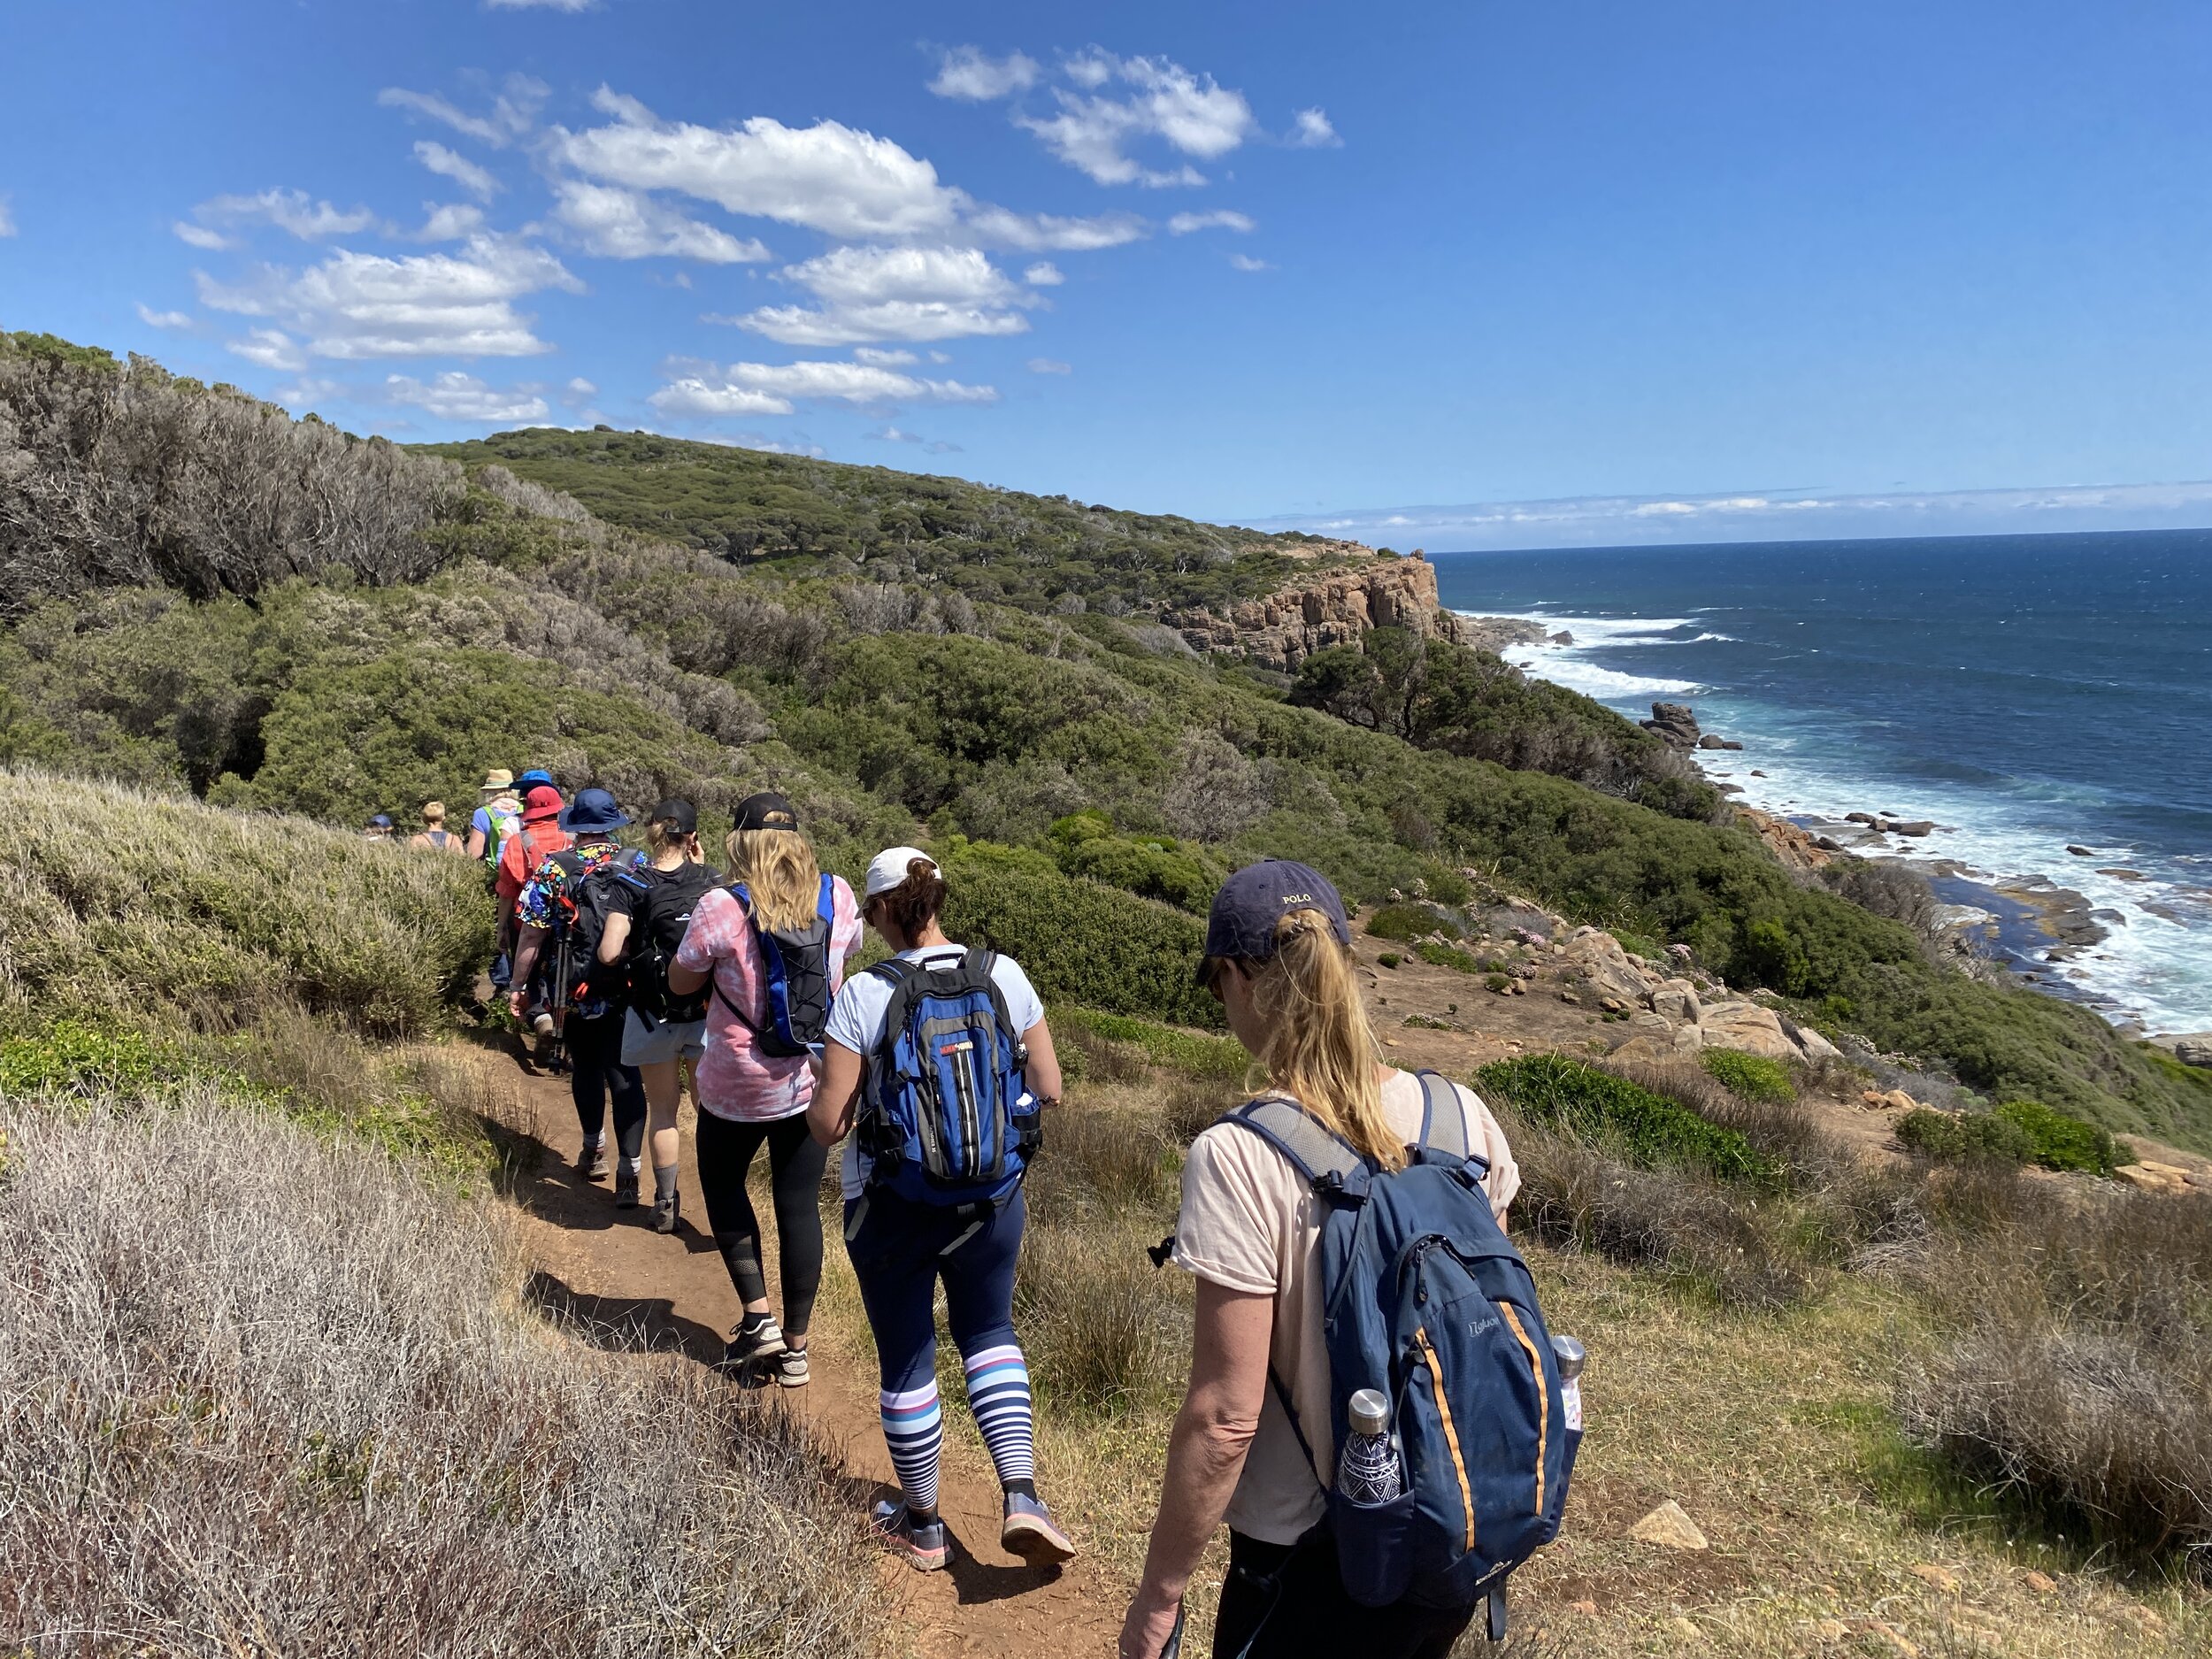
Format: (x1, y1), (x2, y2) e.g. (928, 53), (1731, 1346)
(621, 1008), (707, 1067)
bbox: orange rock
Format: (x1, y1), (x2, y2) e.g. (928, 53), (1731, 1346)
(1909, 1563), (1961, 1594)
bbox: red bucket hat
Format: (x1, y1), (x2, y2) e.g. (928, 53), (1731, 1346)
(520, 784), (564, 824)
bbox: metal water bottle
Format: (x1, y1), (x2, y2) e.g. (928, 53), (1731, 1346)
(1551, 1333), (1586, 1432)
(1336, 1386), (1402, 1505)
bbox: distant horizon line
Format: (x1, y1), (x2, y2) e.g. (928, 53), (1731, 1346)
(1237, 478), (2212, 552)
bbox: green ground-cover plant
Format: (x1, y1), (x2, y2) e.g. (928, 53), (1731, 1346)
(1362, 903), (1438, 941)
(1896, 1100), (2117, 1177)
(1055, 1008), (1248, 1079)
(1479, 1053), (1779, 1184)
(1701, 1047), (1798, 1104)
(1415, 941), (1483, 973)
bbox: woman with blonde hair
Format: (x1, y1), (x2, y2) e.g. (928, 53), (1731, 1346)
(666, 793), (861, 1386)
(1120, 861), (1519, 1659)
(407, 801), (468, 855)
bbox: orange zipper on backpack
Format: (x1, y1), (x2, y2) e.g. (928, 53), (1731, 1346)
(1499, 1304), (1548, 1515)
(1413, 1328), (1476, 1551)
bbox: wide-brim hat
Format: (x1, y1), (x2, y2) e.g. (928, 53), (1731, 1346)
(480, 768), (514, 794)
(558, 787), (631, 833)
(520, 785), (565, 824)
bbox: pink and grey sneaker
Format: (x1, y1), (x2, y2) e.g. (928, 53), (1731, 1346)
(872, 1498), (949, 1572)
(1000, 1492), (1076, 1564)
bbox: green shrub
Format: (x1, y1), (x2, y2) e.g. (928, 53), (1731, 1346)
(1379, 953), (1403, 969)
(1485, 972), (1510, 993)
(1046, 812), (1219, 913)
(1054, 1008), (1248, 1079)
(1700, 1048), (1797, 1105)
(1363, 904), (1433, 941)
(1895, 1108), (2038, 1166)
(1993, 1098), (2118, 1177)
(1478, 1054), (1778, 1184)
(1415, 941), (1481, 973)
(940, 841), (1221, 1028)
(0, 1020), (175, 1096)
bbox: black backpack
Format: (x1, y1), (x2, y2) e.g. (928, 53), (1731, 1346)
(540, 850), (649, 1013)
(627, 862), (721, 1021)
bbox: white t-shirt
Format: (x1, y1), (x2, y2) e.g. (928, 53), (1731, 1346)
(823, 944), (1047, 1202)
(1171, 1071), (1520, 1546)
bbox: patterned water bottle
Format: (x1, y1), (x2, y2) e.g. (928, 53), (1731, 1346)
(1552, 1333), (1586, 1432)
(1335, 1386), (1401, 1505)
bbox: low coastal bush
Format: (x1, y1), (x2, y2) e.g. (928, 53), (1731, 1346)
(1895, 1101), (2116, 1176)
(0, 769), (489, 1037)
(1700, 1048), (1798, 1105)
(0, 1088), (878, 1658)
(1479, 1053), (1779, 1184)
(1415, 941), (1482, 973)
(1363, 903), (1435, 941)
(1055, 1007), (1248, 1080)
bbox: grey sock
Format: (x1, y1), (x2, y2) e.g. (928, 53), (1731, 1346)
(653, 1163), (680, 1202)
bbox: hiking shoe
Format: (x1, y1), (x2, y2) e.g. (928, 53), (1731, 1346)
(718, 1316), (785, 1371)
(770, 1347), (810, 1388)
(872, 1499), (949, 1572)
(1000, 1492), (1076, 1565)
(652, 1191), (680, 1233)
(531, 1011), (557, 1038)
(614, 1167), (640, 1209)
(575, 1142), (611, 1181)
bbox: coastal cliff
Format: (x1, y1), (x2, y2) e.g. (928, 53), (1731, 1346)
(1165, 550), (1545, 671)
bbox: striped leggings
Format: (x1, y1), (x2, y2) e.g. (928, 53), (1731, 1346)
(843, 1185), (1037, 1516)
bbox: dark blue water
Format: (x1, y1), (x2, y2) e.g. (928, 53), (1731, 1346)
(1430, 529), (2212, 1031)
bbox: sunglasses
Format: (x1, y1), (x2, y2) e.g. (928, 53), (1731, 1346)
(1194, 956), (1246, 999)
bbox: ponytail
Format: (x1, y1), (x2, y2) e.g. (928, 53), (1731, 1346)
(726, 827), (821, 931)
(1246, 910), (1400, 1170)
(867, 856), (947, 938)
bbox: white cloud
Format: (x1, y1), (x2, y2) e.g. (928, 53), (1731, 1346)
(1022, 261), (1064, 286)
(549, 179), (771, 262)
(1167, 209), (1256, 234)
(135, 303), (192, 329)
(928, 46), (1041, 101)
(962, 204), (1147, 251)
(731, 243), (1033, 345)
(413, 142), (500, 200)
(869, 424), (924, 442)
(1018, 54), (1256, 186)
(556, 91), (964, 240)
(196, 234), (580, 359)
(387, 370), (551, 423)
(652, 357), (998, 417)
(273, 375), (345, 409)
(1025, 357), (1072, 374)
(1288, 108), (1340, 148)
(377, 76), (546, 148)
(854, 346), (918, 365)
(1228, 253), (1273, 272)
(173, 221), (234, 250)
(488, 0), (595, 10)
(0, 196), (13, 237)
(416, 203), (487, 241)
(563, 376), (597, 400)
(188, 188), (377, 242)
(226, 328), (308, 372)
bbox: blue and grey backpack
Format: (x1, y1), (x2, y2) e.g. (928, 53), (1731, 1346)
(1218, 1071), (1579, 1640)
(857, 948), (1040, 1208)
(713, 874), (837, 1056)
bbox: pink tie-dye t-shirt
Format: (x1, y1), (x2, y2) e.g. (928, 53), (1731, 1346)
(673, 875), (864, 1123)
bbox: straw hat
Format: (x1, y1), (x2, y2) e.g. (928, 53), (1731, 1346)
(480, 768), (514, 795)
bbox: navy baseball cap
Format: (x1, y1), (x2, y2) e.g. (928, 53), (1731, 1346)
(1200, 860), (1351, 970)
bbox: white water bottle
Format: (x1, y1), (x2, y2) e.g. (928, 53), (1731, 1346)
(1336, 1387), (1401, 1505)
(1552, 1333), (1586, 1432)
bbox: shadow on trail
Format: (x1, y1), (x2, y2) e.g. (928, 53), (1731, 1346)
(525, 1267), (726, 1364)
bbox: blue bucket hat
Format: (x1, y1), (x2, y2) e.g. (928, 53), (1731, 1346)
(1200, 859), (1351, 974)
(518, 768), (554, 788)
(558, 787), (630, 833)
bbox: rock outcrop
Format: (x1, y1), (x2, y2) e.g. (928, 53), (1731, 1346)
(1166, 551), (1540, 672)
(1735, 806), (1836, 872)
(1640, 703), (1702, 747)
(1555, 924), (1840, 1068)
(2152, 1033), (2212, 1069)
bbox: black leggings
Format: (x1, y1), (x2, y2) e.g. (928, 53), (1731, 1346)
(567, 1011), (646, 1161)
(1213, 1529), (1476, 1659)
(695, 1111), (827, 1338)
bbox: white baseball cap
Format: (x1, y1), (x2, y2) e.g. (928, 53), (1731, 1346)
(864, 845), (937, 899)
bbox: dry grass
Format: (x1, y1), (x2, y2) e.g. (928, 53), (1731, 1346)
(0, 1087), (877, 1658)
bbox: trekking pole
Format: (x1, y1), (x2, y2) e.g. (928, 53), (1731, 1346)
(549, 933), (573, 1074)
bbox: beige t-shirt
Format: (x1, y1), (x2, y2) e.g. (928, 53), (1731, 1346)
(1171, 1070), (1520, 1546)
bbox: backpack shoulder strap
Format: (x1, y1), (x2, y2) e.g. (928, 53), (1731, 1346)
(1220, 1097), (1370, 1199)
(1410, 1069), (1493, 1172)
(815, 872), (837, 926)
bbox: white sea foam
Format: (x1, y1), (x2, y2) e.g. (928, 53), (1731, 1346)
(1502, 652), (1703, 699)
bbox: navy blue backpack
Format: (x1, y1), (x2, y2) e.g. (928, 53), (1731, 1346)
(713, 874), (836, 1057)
(856, 948), (1040, 1207)
(1219, 1071), (1580, 1640)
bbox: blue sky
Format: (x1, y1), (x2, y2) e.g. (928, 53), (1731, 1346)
(4, 0), (2210, 546)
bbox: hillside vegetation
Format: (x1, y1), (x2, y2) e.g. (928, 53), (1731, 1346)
(1, 336), (2206, 1148)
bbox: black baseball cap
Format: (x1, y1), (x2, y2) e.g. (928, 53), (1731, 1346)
(1200, 859), (1351, 972)
(648, 797), (698, 834)
(733, 791), (800, 833)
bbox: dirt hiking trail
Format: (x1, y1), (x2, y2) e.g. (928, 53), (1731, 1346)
(492, 1049), (1127, 1659)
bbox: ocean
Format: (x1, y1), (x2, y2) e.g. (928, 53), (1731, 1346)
(1430, 528), (2212, 1035)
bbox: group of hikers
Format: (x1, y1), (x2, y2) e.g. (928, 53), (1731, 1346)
(429, 764), (1578, 1659)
